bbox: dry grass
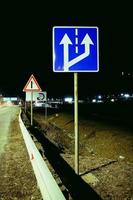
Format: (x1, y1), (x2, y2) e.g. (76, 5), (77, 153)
(33, 110), (133, 199)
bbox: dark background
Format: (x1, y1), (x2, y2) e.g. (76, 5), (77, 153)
(0, 2), (133, 99)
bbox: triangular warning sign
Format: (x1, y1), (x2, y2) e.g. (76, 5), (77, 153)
(23, 74), (42, 92)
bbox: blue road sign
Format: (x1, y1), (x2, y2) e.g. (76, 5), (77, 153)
(53, 26), (99, 72)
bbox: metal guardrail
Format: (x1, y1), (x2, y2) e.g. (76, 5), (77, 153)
(19, 112), (66, 200)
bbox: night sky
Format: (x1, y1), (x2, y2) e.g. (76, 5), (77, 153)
(0, 3), (133, 99)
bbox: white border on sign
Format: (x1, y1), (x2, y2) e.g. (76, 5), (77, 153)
(52, 26), (99, 73)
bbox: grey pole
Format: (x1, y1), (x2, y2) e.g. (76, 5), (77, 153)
(45, 92), (47, 121)
(25, 100), (27, 113)
(74, 72), (79, 174)
(31, 91), (33, 126)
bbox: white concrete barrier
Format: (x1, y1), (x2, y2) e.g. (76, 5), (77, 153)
(19, 112), (66, 200)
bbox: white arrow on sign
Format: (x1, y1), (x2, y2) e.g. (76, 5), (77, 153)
(60, 33), (94, 72)
(60, 34), (72, 71)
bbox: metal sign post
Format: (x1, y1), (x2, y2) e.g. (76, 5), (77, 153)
(31, 91), (33, 126)
(53, 26), (99, 175)
(24, 101), (27, 113)
(74, 72), (79, 174)
(45, 92), (47, 121)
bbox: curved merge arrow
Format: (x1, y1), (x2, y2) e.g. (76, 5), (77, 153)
(60, 33), (94, 72)
(81, 34), (94, 56)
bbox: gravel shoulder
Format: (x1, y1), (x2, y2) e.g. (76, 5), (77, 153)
(0, 106), (42, 200)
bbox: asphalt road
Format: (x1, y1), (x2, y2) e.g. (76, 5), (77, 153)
(0, 106), (19, 155)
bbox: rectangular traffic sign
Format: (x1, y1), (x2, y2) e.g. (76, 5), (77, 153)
(53, 26), (99, 72)
(26, 91), (47, 102)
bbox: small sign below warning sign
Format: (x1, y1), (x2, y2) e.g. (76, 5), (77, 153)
(26, 91), (47, 102)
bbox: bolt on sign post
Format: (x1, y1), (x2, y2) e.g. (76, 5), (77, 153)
(23, 74), (42, 126)
(53, 26), (99, 174)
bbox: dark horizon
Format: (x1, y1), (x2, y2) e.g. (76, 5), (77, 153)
(0, 3), (133, 98)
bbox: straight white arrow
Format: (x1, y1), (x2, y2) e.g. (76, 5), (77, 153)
(60, 34), (72, 71)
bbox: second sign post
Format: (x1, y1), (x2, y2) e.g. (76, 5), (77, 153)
(23, 74), (42, 125)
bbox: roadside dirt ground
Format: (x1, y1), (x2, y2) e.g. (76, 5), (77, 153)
(0, 107), (42, 200)
(34, 111), (133, 199)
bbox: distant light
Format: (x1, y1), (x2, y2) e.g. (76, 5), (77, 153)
(111, 98), (115, 102)
(122, 72), (124, 76)
(92, 99), (96, 103)
(3, 97), (10, 101)
(64, 97), (73, 103)
(124, 94), (130, 98)
(34, 102), (45, 107)
(120, 93), (124, 96)
(10, 97), (17, 101)
(78, 100), (84, 103)
(19, 101), (22, 105)
(97, 95), (102, 99)
(97, 100), (103, 103)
